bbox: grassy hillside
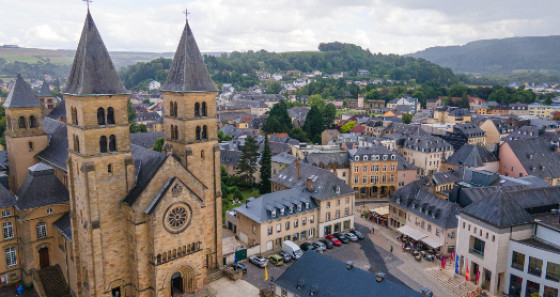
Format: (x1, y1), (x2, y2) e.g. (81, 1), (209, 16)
(410, 36), (560, 76)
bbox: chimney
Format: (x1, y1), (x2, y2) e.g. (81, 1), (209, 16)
(307, 176), (313, 192)
(295, 159), (300, 179)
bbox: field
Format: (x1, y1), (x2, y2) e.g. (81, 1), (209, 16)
(222, 187), (261, 218)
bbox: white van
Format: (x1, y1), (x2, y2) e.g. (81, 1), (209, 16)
(282, 240), (303, 260)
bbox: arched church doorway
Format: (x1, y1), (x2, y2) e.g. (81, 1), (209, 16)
(171, 272), (183, 296)
(39, 247), (49, 269)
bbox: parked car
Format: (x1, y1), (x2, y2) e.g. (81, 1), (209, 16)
(231, 263), (247, 274)
(282, 240), (304, 260)
(300, 242), (316, 251)
(319, 239), (334, 249)
(334, 233), (350, 244)
(279, 251), (293, 263)
(325, 234), (342, 246)
(351, 230), (365, 240)
(345, 232), (359, 242)
(248, 255), (267, 268)
(268, 254), (284, 266)
(312, 241), (326, 252)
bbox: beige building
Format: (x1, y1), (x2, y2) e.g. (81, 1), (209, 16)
(348, 146), (398, 199)
(401, 135), (453, 177)
(528, 103), (560, 119)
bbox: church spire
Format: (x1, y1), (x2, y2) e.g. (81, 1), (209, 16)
(64, 10), (127, 96)
(160, 19), (217, 92)
(38, 78), (52, 97)
(3, 74), (41, 108)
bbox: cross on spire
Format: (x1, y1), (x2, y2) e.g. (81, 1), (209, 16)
(83, 0), (93, 11)
(184, 9), (190, 21)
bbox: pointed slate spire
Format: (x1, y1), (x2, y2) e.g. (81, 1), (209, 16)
(39, 79), (52, 97)
(2, 74), (41, 108)
(160, 19), (218, 92)
(64, 11), (127, 96)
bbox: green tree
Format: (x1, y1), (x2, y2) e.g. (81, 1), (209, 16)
(302, 106), (325, 144)
(340, 121), (356, 133)
(288, 127), (308, 142)
(153, 138), (164, 152)
(323, 103), (336, 128)
(402, 113), (414, 124)
(232, 189), (243, 202)
(237, 136), (260, 185)
(259, 135), (272, 194)
(263, 102), (293, 133)
(265, 82), (282, 94)
(307, 94), (326, 110)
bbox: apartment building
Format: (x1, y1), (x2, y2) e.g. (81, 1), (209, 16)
(401, 135), (453, 177)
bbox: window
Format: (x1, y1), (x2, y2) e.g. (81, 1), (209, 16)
(285, 222), (290, 230)
(271, 210), (276, 218)
(99, 136), (108, 153)
(391, 164), (396, 171)
(109, 135), (117, 152)
(3, 222), (13, 239)
(309, 228), (314, 238)
(294, 219), (298, 228)
(326, 212), (330, 220)
(544, 286), (558, 297)
(18, 116), (26, 129)
(5, 247), (16, 267)
(363, 165), (367, 172)
(47, 208), (53, 214)
(201, 102), (207, 116)
(345, 197), (349, 204)
(252, 225), (256, 234)
(195, 102), (200, 117)
(546, 262), (560, 282)
(335, 210), (340, 219)
(390, 175), (395, 183)
(362, 176), (367, 183)
(196, 126), (201, 141)
(345, 207), (349, 216)
(300, 231), (306, 240)
(267, 226), (272, 235)
(107, 107), (115, 124)
(427, 224), (432, 232)
(276, 224), (281, 232)
(73, 135), (80, 152)
(302, 218), (306, 225)
(202, 125), (208, 140)
(1, 210), (11, 218)
(71, 107), (78, 125)
(336, 199), (340, 206)
(528, 257), (543, 277)
(354, 166), (359, 173)
(363, 156), (368, 161)
(29, 116), (37, 128)
(382, 165), (387, 172)
(354, 177), (358, 184)
(36, 222), (47, 239)
(97, 108), (106, 125)
(297, 204), (302, 211)
(108, 164), (112, 173)
(310, 215), (314, 223)
(469, 236), (485, 258)
(326, 202), (330, 208)
(382, 175), (386, 183)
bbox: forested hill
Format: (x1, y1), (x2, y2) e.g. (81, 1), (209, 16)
(410, 36), (560, 76)
(119, 42), (457, 90)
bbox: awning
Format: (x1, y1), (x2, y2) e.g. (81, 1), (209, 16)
(396, 225), (427, 241)
(421, 236), (443, 249)
(371, 206), (389, 217)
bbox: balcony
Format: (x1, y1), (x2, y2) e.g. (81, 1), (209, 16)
(469, 248), (484, 258)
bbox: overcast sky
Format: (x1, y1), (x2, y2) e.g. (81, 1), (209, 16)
(1, 0), (558, 55)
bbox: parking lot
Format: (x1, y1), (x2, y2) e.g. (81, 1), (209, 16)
(239, 224), (410, 290)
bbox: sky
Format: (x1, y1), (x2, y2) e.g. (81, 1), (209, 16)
(0, 0), (558, 55)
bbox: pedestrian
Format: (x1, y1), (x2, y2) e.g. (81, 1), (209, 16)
(372, 227), (375, 234)
(390, 245), (393, 253)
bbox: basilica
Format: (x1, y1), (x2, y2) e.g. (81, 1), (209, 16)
(0, 9), (222, 297)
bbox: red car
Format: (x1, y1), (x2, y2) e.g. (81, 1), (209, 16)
(325, 234), (342, 246)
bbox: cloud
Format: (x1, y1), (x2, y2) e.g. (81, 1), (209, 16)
(0, 0), (558, 55)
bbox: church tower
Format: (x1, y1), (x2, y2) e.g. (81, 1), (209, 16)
(64, 11), (136, 297)
(38, 78), (55, 114)
(3, 74), (48, 191)
(161, 18), (220, 191)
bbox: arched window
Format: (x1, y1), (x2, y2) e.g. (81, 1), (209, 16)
(201, 150), (205, 159)
(36, 222), (47, 239)
(174, 126), (179, 140)
(107, 107), (115, 125)
(194, 102), (200, 117)
(201, 102), (207, 116)
(18, 116), (26, 129)
(109, 135), (117, 152)
(196, 126), (201, 141)
(173, 102), (178, 117)
(169, 102), (175, 117)
(6, 117), (11, 130)
(73, 135), (80, 152)
(99, 136), (108, 153)
(72, 107), (78, 125)
(97, 108), (106, 125)
(202, 125), (208, 140)
(29, 116), (37, 128)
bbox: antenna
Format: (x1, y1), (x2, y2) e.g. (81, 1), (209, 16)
(82, 0), (92, 10)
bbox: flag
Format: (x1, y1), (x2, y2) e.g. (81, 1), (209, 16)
(455, 255), (460, 274)
(441, 257), (446, 269)
(233, 249), (237, 265)
(476, 270), (480, 284)
(466, 262), (470, 281)
(451, 250), (455, 262)
(265, 265), (269, 281)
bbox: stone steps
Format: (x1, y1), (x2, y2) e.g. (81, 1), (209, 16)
(37, 265), (71, 297)
(206, 269), (225, 283)
(425, 267), (483, 297)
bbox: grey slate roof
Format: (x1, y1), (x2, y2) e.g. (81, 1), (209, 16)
(445, 144), (497, 167)
(39, 79), (52, 97)
(234, 187), (319, 223)
(130, 131), (164, 149)
(220, 150), (242, 166)
(37, 118), (68, 170)
(304, 152), (349, 168)
(270, 162), (355, 200)
(462, 189), (535, 227)
(271, 152), (297, 165)
(391, 181), (460, 229)
(16, 163), (69, 210)
(54, 212), (72, 240)
(0, 183), (15, 208)
(160, 20), (218, 92)
(403, 135), (453, 153)
(46, 98), (66, 120)
(505, 138), (560, 179)
(454, 123), (486, 138)
(395, 154), (415, 171)
(3, 74), (41, 108)
(288, 107), (310, 122)
(64, 11), (127, 95)
(348, 144), (395, 161)
(273, 251), (425, 297)
(122, 144), (168, 205)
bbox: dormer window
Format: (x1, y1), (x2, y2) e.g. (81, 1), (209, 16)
(305, 202), (310, 209)
(383, 155), (388, 160)
(336, 185), (340, 194)
(289, 206), (293, 213)
(271, 210), (276, 218)
(391, 155), (396, 160)
(280, 208), (285, 216)
(363, 156), (368, 161)
(297, 204), (302, 211)
(354, 156), (359, 161)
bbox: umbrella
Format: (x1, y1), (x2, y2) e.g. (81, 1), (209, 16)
(466, 262), (470, 281)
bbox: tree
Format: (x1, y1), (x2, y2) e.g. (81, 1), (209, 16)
(402, 113), (413, 124)
(153, 138), (164, 152)
(259, 135), (272, 194)
(323, 103), (336, 128)
(237, 136), (260, 185)
(340, 121), (356, 133)
(307, 94), (326, 110)
(288, 127), (308, 142)
(265, 82), (282, 94)
(232, 189), (243, 202)
(302, 106), (325, 144)
(263, 102), (293, 134)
